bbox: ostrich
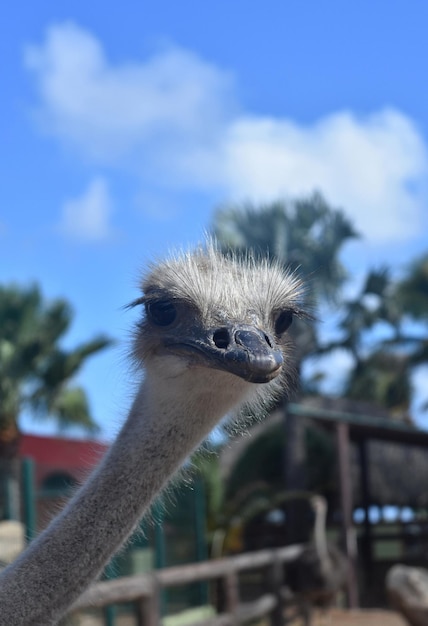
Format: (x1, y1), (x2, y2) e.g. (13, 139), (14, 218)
(285, 495), (348, 625)
(0, 244), (306, 625)
(386, 564), (428, 626)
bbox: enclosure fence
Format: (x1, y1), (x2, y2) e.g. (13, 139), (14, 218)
(70, 544), (305, 626)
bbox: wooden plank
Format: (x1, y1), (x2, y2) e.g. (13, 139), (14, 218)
(156, 546), (305, 587)
(289, 402), (428, 447)
(70, 544), (306, 616)
(276, 544), (305, 563)
(70, 574), (153, 609)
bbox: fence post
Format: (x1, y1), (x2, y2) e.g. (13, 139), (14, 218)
(358, 438), (373, 587)
(137, 577), (161, 626)
(223, 570), (239, 625)
(268, 555), (284, 626)
(21, 458), (36, 543)
(336, 422), (359, 608)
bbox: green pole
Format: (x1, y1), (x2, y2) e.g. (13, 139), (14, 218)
(194, 478), (209, 604)
(153, 502), (166, 615)
(103, 605), (116, 626)
(154, 502), (165, 569)
(22, 458), (36, 543)
(4, 478), (13, 521)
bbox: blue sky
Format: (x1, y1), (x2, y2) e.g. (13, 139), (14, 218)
(2, 1), (428, 438)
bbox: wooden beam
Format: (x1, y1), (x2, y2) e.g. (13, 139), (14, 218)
(358, 439), (374, 586)
(336, 422), (359, 608)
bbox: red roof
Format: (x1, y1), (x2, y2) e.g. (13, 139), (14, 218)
(19, 434), (110, 485)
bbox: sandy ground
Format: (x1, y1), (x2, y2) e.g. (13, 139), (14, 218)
(310, 608), (407, 626)
(70, 608), (408, 626)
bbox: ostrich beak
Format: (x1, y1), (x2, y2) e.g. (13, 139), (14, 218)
(168, 324), (284, 384)
(217, 325), (284, 383)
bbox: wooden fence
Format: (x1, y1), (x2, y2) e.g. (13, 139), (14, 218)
(70, 544), (305, 626)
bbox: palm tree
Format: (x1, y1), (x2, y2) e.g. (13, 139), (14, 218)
(211, 192), (358, 541)
(393, 253), (428, 410)
(395, 253), (428, 366)
(0, 284), (112, 519)
(213, 193), (357, 292)
(395, 253), (428, 321)
(319, 267), (412, 416)
(212, 192), (358, 360)
(346, 351), (412, 418)
(322, 260), (428, 419)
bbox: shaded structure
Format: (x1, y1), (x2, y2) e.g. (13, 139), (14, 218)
(291, 398), (428, 607)
(222, 396), (428, 608)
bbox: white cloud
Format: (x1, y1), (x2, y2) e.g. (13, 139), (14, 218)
(215, 111), (428, 242)
(26, 22), (428, 243)
(24, 21), (235, 161)
(59, 178), (113, 241)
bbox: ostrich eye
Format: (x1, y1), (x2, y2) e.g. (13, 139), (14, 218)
(145, 300), (177, 326)
(275, 310), (293, 335)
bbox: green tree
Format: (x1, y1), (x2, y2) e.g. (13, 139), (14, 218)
(212, 192), (358, 361)
(392, 253), (428, 410)
(396, 253), (428, 320)
(213, 192), (357, 297)
(0, 284), (112, 519)
(395, 253), (428, 370)
(322, 258), (428, 418)
(319, 268), (412, 417)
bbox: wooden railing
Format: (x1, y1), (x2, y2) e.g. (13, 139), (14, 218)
(70, 544), (305, 626)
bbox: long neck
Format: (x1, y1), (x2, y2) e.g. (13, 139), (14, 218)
(313, 501), (330, 568)
(0, 370), (251, 625)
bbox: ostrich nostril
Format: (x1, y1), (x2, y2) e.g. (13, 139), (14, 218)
(213, 328), (231, 350)
(264, 333), (273, 348)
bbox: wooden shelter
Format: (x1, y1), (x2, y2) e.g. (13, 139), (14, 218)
(221, 396), (428, 608)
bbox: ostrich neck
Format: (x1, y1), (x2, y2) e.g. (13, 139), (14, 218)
(0, 369), (250, 625)
(313, 504), (330, 567)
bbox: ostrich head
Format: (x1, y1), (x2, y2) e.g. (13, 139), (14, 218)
(130, 243), (307, 419)
(310, 495), (328, 515)
(0, 243), (310, 626)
